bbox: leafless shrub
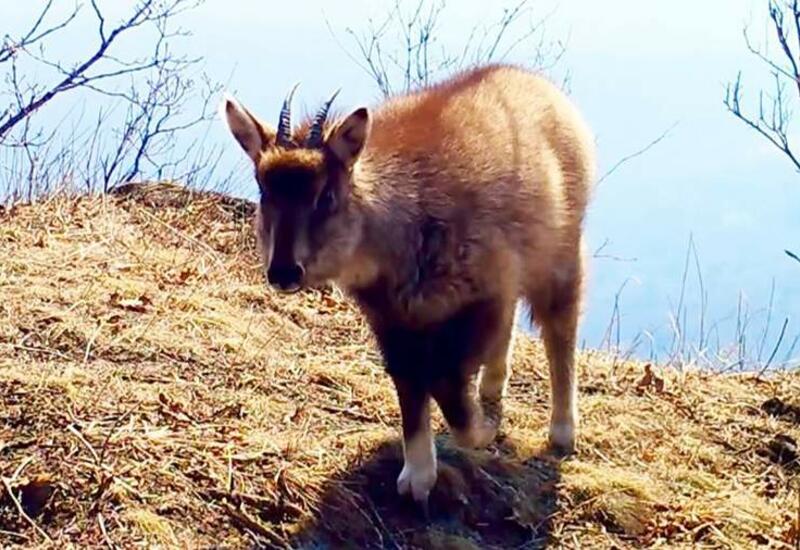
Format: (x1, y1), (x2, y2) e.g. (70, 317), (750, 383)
(725, 1), (799, 295)
(596, 235), (799, 373)
(725, 0), (800, 172)
(0, 0), (225, 203)
(330, 0), (567, 98)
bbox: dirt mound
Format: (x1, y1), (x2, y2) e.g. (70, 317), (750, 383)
(0, 184), (798, 548)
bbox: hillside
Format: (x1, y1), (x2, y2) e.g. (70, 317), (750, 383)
(0, 183), (798, 549)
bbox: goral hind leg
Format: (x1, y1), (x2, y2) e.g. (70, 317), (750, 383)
(531, 255), (582, 454)
(429, 297), (514, 449)
(478, 299), (517, 428)
(431, 374), (497, 449)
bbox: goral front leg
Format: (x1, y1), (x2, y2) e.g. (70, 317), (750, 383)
(393, 377), (437, 506)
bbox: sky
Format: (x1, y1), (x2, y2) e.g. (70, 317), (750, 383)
(3, 0), (799, 366)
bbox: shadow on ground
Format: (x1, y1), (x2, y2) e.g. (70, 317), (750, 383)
(288, 434), (563, 549)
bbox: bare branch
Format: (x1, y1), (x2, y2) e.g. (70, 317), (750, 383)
(592, 238), (638, 262)
(485, 1), (530, 60)
(90, 0), (107, 42)
(0, 1), (79, 65)
(333, 0), (563, 98)
(596, 122), (678, 186)
(725, 71), (800, 171)
(0, 0), (197, 141)
(727, 0), (800, 174)
(0, 1), (219, 203)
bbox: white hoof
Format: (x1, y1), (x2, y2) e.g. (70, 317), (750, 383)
(549, 421), (576, 454)
(397, 460), (437, 502)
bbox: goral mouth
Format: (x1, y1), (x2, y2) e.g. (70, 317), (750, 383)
(269, 284), (303, 295)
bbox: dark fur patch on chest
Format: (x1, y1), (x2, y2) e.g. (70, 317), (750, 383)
(355, 283), (498, 382)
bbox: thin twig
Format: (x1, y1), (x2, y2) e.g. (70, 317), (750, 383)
(794, 480), (799, 550)
(97, 512), (117, 550)
(220, 501), (291, 549)
(68, 423), (101, 464)
(757, 317), (789, 378)
(596, 122), (678, 186)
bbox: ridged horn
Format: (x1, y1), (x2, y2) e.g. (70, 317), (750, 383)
(276, 82), (300, 147)
(306, 89), (341, 148)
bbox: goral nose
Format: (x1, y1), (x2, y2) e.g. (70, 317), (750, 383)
(266, 262), (305, 292)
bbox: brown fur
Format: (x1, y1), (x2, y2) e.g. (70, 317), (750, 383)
(223, 63), (595, 504)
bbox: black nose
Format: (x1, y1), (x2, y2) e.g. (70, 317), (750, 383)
(267, 263), (305, 291)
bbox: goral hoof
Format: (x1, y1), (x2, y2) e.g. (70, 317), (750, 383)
(548, 422), (577, 455)
(397, 461), (437, 505)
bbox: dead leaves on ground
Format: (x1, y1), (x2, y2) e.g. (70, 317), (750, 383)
(635, 363), (666, 394)
(109, 292), (152, 314)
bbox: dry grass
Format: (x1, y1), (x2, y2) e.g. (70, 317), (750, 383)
(0, 183), (798, 549)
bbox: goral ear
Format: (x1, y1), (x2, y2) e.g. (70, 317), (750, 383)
(220, 94), (276, 161)
(327, 107), (370, 168)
